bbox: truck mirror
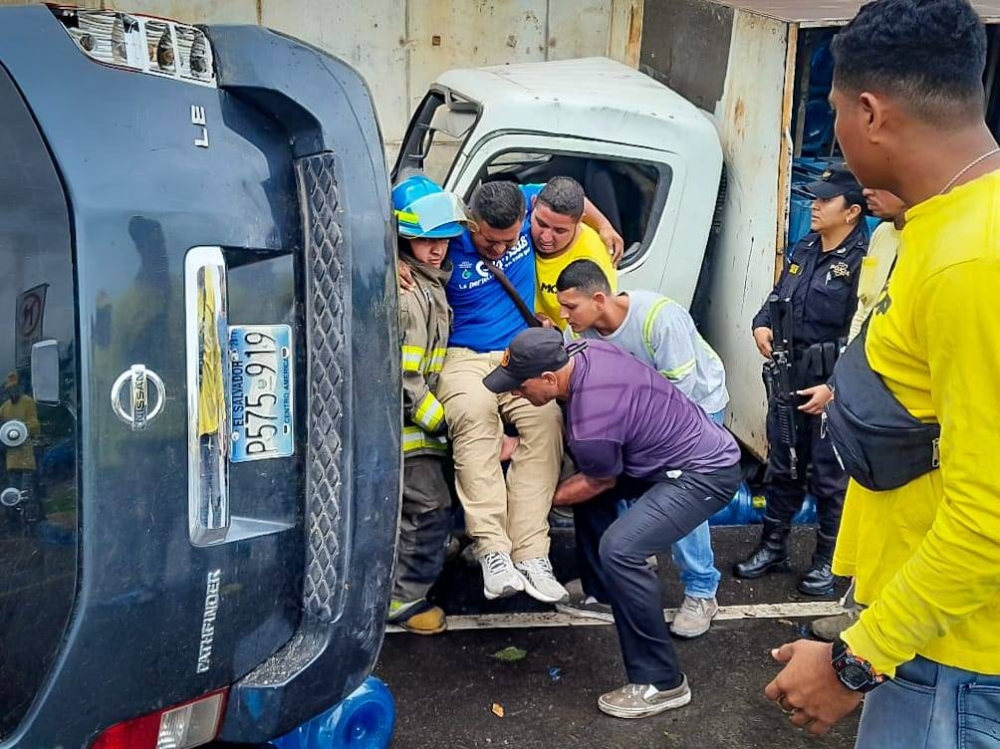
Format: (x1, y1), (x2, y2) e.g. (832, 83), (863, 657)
(429, 106), (475, 140)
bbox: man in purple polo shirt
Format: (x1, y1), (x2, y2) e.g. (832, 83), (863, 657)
(484, 327), (741, 719)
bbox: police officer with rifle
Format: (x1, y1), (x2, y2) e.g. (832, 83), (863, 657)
(735, 165), (869, 596)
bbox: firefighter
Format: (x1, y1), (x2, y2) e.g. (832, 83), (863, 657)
(389, 174), (472, 634)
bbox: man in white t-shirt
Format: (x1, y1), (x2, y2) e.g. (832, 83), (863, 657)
(848, 189), (906, 342)
(554, 258), (730, 638)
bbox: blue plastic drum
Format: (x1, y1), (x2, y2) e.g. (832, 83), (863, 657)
(709, 482), (818, 526)
(272, 677), (395, 749)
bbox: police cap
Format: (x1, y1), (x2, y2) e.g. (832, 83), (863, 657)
(806, 164), (865, 207)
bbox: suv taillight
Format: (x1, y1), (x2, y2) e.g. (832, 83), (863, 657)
(91, 689), (227, 749)
(48, 5), (216, 86)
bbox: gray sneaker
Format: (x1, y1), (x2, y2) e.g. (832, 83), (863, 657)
(556, 578), (614, 622)
(597, 676), (692, 719)
(515, 557), (569, 604)
(669, 595), (719, 638)
(479, 550), (525, 600)
(556, 594), (615, 623)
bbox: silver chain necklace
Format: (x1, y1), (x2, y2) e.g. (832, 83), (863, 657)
(940, 147), (1000, 195)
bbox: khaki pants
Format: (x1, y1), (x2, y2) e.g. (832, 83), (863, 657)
(438, 347), (563, 561)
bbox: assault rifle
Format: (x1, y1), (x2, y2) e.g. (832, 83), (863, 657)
(764, 294), (798, 479)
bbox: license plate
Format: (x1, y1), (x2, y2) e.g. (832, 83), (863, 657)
(229, 325), (294, 463)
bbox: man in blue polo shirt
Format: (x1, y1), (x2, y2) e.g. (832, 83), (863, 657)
(412, 177), (621, 604)
(437, 181), (569, 604)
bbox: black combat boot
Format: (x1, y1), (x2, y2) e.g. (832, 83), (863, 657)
(798, 532), (837, 596)
(733, 517), (791, 578)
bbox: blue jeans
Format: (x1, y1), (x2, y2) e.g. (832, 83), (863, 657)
(666, 408), (726, 598)
(670, 521), (721, 599)
(856, 655), (1000, 748)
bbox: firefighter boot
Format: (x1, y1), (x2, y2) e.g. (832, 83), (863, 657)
(733, 517), (791, 578)
(798, 532), (837, 597)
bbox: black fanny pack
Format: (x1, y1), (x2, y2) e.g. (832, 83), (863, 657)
(825, 326), (940, 491)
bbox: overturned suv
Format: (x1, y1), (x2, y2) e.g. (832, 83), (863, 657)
(0, 5), (400, 749)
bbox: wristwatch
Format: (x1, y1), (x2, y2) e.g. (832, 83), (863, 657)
(832, 637), (885, 693)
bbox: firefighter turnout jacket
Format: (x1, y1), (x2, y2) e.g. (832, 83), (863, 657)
(400, 255), (453, 457)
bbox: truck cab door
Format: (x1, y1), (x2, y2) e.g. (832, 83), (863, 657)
(447, 132), (706, 309)
(393, 88), (479, 187)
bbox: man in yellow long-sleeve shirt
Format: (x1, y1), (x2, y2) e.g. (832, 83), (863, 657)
(809, 187), (906, 642)
(764, 1), (1000, 744)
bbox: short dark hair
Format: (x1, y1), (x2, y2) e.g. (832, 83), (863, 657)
(469, 181), (526, 229)
(556, 259), (612, 295)
(537, 176), (585, 221)
(841, 190), (869, 217)
(831, 0), (987, 123)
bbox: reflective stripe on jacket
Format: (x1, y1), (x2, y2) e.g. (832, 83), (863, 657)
(400, 255), (452, 456)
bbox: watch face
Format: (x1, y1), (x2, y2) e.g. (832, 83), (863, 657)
(841, 663), (872, 690)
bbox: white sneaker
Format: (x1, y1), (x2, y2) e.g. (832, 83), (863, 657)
(669, 595), (718, 638)
(515, 557), (569, 604)
(479, 551), (525, 600)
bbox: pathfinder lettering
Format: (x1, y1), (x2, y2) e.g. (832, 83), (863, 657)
(197, 569), (222, 674)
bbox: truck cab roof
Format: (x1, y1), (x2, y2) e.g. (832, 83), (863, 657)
(436, 57), (718, 153)
(701, 0), (1000, 24)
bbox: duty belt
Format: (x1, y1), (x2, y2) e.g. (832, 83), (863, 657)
(793, 341), (842, 381)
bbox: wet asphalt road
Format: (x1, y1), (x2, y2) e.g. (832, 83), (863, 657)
(376, 525), (860, 749)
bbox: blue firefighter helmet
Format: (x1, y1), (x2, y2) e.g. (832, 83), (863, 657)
(392, 174), (471, 239)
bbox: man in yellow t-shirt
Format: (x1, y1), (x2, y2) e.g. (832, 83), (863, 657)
(531, 176), (617, 330)
(764, 1), (1000, 745)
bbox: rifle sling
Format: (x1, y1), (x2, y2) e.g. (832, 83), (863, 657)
(482, 257), (542, 329)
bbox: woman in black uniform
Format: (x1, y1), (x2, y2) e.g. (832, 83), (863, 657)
(736, 164), (869, 596)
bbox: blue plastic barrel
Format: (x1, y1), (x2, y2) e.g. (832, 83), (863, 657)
(709, 482), (817, 526)
(615, 482), (816, 527)
(272, 677), (395, 749)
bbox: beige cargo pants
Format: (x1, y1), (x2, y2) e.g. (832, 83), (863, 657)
(437, 347), (563, 562)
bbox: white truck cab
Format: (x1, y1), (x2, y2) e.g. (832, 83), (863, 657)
(395, 57), (723, 314)
(397, 2), (1000, 460)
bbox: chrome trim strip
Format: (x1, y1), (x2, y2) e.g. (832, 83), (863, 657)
(185, 246), (230, 546)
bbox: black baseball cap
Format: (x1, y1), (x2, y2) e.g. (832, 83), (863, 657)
(483, 328), (570, 393)
(805, 164), (865, 204)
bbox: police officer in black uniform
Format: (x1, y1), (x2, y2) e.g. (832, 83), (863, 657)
(735, 165), (869, 596)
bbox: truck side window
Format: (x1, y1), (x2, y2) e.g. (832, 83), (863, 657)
(471, 151), (671, 269)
